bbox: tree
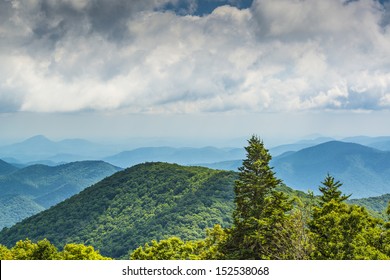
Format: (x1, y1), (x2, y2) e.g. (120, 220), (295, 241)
(223, 135), (295, 259)
(130, 225), (227, 260)
(318, 174), (350, 205)
(10, 239), (39, 260)
(308, 175), (389, 259)
(59, 244), (111, 260)
(0, 244), (13, 260)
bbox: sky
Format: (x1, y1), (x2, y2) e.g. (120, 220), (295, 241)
(1, 0), (390, 146)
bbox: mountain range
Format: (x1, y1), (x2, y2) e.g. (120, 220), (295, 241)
(103, 146), (245, 168)
(201, 141), (390, 198)
(0, 135), (116, 164)
(0, 161), (387, 260)
(272, 141), (390, 198)
(0, 161), (121, 229)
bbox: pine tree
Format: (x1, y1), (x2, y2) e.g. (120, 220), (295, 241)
(318, 174), (350, 205)
(309, 175), (389, 259)
(224, 135), (294, 259)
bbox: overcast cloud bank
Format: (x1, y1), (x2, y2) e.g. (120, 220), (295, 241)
(1, 0), (390, 114)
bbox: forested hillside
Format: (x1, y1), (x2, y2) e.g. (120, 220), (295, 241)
(0, 163), (237, 258)
(0, 160), (122, 229)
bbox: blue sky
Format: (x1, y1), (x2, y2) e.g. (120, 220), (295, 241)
(1, 0), (390, 145)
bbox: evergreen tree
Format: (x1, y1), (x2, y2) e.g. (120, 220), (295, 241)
(318, 174), (350, 205)
(309, 175), (389, 259)
(223, 135), (294, 259)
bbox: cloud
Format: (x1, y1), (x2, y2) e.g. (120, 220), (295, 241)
(1, 0), (390, 113)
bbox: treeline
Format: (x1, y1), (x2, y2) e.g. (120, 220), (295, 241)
(131, 136), (390, 260)
(0, 239), (110, 260)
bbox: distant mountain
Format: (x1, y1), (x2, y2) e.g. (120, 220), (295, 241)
(198, 160), (242, 171)
(342, 136), (390, 146)
(340, 136), (390, 151)
(0, 159), (18, 176)
(104, 146), (245, 168)
(272, 141), (390, 198)
(368, 140), (390, 151)
(269, 137), (335, 156)
(0, 135), (115, 163)
(0, 163), (237, 258)
(0, 160), (122, 229)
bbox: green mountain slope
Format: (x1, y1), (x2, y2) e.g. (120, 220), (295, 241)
(348, 193), (390, 219)
(0, 161), (387, 259)
(0, 195), (45, 229)
(0, 163), (237, 259)
(0, 160), (122, 229)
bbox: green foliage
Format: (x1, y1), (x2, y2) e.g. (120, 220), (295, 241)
(224, 135), (296, 259)
(1, 137), (389, 261)
(348, 193), (390, 220)
(59, 244), (111, 260)
(9, 239), (59, 260)
(0, 163), (236, 259)
(318, 174), (350, 205)
(0, 244), (13, 260)
(308, 175), (389, 260)
(130, 224), (227, 260)
(0, 161), (121, 229)
(0, 239), (110, 260)
(130, 237), (202, 260)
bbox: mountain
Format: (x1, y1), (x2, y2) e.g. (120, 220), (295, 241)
(342, 136), (390, 146)
(0, 195), (45, 230)
(0, 161), (122, 229)
(104, 146), (245, 168)
(368, 140), (390, 151)
(0, 162), (237, 259)
(272, 141), (390, 198)
(0, 159), (18, 176)
(348, 193), (390, 219)
(0, 135), (115, 163)
(269, 137), (335, 156)
(0, 161), (387, 259)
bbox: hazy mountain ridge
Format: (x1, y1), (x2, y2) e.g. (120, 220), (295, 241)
(0, 135), (115, 163)
(0, 159), (19, 176)
(272, 141), (390, 198)
(104, 146), (245, 168)
(198, 141), (390, 198)
(0, 160), (122, 229)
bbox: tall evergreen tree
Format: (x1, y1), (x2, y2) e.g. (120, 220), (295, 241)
(224, 135), (294, 259)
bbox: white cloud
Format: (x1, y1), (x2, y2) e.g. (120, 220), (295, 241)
(1, 0), (390, 113)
